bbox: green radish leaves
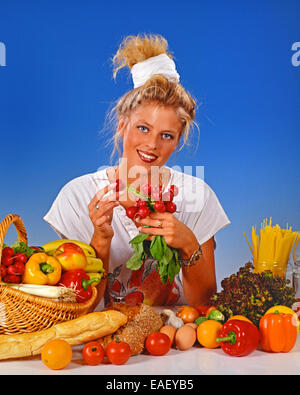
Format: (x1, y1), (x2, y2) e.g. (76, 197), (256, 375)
(126, 233), (181, 284)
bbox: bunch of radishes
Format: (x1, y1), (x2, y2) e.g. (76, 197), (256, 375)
(126, 183), (179, 221)
(1, 246), (27, 283)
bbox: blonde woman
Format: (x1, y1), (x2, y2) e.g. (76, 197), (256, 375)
(44, 34), (230, 309)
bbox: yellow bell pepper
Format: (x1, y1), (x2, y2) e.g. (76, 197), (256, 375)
(23, 252), (62, 285)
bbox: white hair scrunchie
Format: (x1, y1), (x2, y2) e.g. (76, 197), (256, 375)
(131, 53), (180, 89)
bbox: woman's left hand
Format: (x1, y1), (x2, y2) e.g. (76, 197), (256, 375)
(137, 211), (199, 256)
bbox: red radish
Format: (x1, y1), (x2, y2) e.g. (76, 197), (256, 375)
(2, 255), (14, 266)
(11, 261), (25, 275)
(170, 185), (179, 197)
(4, 274), (22, 283)
(2, 246), (14, 258)
(141, 184), (152, 196)
(137, 200), (148, 207)
(151, 185), (163, 200)
(166, 201), (177, 213)
(126, 206), (137, 219)
(154, 201), (166, 213)
(162, 191), (173, 202)
(13, 252), (27, 265)
(137, 206), (150, 218)
(0, 265), (7, 278)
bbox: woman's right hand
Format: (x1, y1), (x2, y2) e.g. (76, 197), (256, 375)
(88, 182), (121, 241)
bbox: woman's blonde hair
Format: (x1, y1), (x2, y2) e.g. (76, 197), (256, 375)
(104, 33), (199, 163)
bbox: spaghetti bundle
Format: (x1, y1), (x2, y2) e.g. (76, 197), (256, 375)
(244, 218), (299, 277)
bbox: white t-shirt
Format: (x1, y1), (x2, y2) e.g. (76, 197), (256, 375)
(44, 166), (230, 310)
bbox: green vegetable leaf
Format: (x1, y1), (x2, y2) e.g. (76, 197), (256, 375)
(126, 251), (143, 271)
(150, 235), (165, 261)
(126, 232), (181, 284)
(11, 241), (36, 257)
(162, 245), (173, 266)
(129, 233), (150, 245)
(158, 262), (168, 284)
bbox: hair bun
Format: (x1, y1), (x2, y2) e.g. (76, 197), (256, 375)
(112, 33), (173, 79)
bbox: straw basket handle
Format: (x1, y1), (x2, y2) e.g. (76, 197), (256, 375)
(0, 214), (28, 281)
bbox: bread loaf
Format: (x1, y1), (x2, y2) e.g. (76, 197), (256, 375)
(0, 310), (127, 360)
(99, 303), (163, 355)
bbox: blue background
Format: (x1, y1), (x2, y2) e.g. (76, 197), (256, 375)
(1, 0), (299, 288)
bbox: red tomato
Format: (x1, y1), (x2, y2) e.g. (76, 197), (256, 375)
(106, 339), (131, 365)
(145, 332), (171, 356)
(82, 341), (105, 365)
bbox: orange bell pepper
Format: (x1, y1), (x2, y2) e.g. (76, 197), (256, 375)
(23, 252), (62, 285)
(259, 310), (298, 353)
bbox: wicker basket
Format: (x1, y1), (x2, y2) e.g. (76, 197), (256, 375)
(0, 214), (98, 335)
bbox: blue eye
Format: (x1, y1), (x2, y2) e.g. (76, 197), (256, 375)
(162, 133), (173, 140)
(137, 125), (149, 132)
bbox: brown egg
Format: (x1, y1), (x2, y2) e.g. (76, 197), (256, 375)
(175, 324), (197, 351)
(160, 325), (177, 346)
(185, 322), (198, 330)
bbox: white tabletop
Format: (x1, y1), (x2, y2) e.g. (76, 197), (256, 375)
(1, 335), (299, 375)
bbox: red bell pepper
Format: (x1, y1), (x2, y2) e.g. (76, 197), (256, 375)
(216, 319), (260, 357)
(59, 269), (99, 302)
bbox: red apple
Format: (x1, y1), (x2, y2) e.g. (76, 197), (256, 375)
(54, 242), (87, 271)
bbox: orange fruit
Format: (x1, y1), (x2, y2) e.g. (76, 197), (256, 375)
(227, 315), (253, 324)
(196, 320), (223, 349)
(41, 339), (72, 370)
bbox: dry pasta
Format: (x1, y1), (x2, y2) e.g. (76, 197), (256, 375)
(244, 218), (299, 277)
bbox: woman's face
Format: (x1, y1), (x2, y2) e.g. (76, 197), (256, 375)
(118, 102), (182, 173)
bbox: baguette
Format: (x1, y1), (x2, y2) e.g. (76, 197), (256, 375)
(0, 310), (127, 360)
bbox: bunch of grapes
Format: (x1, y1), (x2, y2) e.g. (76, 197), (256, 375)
(125, 184), (179, 221)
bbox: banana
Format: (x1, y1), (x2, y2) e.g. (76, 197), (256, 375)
(42, 239), (96, 258)
(85, 256), (104, 273)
